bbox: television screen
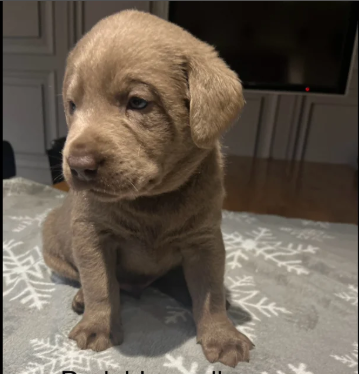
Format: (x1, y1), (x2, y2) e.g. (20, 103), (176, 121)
(169, 1), (358, 94)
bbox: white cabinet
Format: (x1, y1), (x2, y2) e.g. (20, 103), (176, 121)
(3, 1), (151, 184)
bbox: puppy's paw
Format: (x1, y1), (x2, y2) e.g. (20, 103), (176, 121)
(198, 319), (254, 367)
(69, 316), (123, 352)
(72, 288), (84, 314)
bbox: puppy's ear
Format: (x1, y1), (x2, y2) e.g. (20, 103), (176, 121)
(187, 49), (245, 149)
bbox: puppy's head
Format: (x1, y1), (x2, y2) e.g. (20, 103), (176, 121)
(62, 10), (244, 201)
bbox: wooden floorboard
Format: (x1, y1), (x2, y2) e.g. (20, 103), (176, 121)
(223, 156), (357, 224)
(53, 156), (358, 225)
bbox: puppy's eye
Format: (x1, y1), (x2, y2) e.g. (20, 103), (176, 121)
(68, 101), (76, 115)
(128, 97), (148, 110)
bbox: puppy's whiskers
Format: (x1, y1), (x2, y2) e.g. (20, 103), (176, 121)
(121, 175), (139, 192)
(127, 180), (139, 192)
(53, 173), (64, 183)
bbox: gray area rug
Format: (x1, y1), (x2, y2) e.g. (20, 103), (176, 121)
(3, 177), (358, 374)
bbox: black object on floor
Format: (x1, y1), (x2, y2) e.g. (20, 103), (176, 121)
(3, 140), (16, 179)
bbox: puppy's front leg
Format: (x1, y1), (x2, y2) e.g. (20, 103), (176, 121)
(68, 223), (123, 352)
(182, 231), (254, 367)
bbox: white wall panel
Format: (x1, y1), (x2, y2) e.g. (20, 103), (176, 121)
(304, 104), (358, 165)
(83, 1), (150, 34)
(3, 1), (54, 55)
(3, 1), (40, 38)
(223, 96), (264, 157)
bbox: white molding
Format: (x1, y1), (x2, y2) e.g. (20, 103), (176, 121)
(248, 95), (265, 158)
(243, 94), (280, 159)
(264, 95), (280, 158)
(75, 1), (84, 41)
(285, 95), (304, 161)
(297, 101), (358, 164)
(3, 2), (54, 55)
(290, 90), (358, 162)
(67, 1), (76, 50)
(150, 1), (169, 20)
(345, 28), (358, 96)
(294, 98), (313, 161)
(3, 70), (58, 151)
(16, 153), (50, 170)
(16, 160), (52, 185)
(245, 95), (265, 158)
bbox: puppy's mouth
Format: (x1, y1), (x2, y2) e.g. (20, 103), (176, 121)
(64, 164), (160, 201)
(64, 170), (129, 199)
(88, 188), (120, 199)
(88, 187), (140, 202)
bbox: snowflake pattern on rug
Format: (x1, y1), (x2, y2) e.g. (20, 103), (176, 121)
(262, 362), (314, 374)
(4, 177), (38, 196)
(3, 178), (358, 374)
(163, 275), (287, 343)
(224, 228), (318, 275)
(227, 275), (291, 321)
(222, 210), (258, 224)
(3, 178), (66, 200)
(301, 220), (330, 229)
(3, 240), (55, 310)
(335, 285), (358, 307)
(165, 305), (193, 324)
(163, 294), (258, 341)
(8, 209), (52, 233)
(19, 334), (120, 374)
(280, 227), (334, 242)
(330, 342), (358, 374)
(164, 354), (214, 374)
(226, 275), (291, 342)
(235, 321), (257, 343)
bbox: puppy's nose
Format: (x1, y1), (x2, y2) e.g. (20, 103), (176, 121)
(67, 154), (98, 182)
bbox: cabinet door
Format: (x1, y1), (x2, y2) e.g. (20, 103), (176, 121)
(3, 1), (151, 185)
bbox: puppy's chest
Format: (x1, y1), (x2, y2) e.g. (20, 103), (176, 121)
(99, 201), (199, 275)
(108, 216), (183, 275)
(117, 236), (180, 274)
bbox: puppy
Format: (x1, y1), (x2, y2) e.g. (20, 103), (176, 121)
(42, 10), (253, 367)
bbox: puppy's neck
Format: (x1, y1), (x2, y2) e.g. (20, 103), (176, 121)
(121, 145), (224, 212)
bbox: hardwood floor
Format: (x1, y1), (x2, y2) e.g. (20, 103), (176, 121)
(53, 181), (69, 192)
(223, 156), (357, 224)
(53, 156), (358, 224)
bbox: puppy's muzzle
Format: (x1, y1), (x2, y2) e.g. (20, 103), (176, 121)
(67, 154), (98, 182)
